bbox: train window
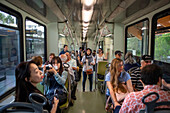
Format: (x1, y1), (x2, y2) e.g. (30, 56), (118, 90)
(125, 19), (149, 57)
(25, 0), (46, 16)
(0, 4), (23, 98)
(0, 11), (17, 27)
(25, 18), (46, 62)
(152, 8), (170, 63)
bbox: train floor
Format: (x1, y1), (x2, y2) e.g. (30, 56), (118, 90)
(63, 73), (107, 113)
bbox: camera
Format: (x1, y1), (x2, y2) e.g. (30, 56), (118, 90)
(46, 64), (52, 70)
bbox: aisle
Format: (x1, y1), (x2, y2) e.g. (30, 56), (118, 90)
(64, 73), (106, 113)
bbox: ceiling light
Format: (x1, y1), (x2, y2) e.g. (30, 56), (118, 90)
(82, 0), (96, 7)
(82, 22), (89, 27)
(106, 34), (112, 37)
(82, 9), (93, 22)
(157, 24), (161, 27)
(59, 33), (65, 37)
(141, 27), (147, 30)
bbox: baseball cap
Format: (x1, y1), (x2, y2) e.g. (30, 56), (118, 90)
(115, 50), (123, 55)
(142, 55), (152, 61)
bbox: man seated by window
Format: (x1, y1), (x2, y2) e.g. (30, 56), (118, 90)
(130, 55), (152, 91)
(119, 64), (170, 113)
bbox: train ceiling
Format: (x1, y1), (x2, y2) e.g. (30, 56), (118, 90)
(6, 0), (170, 43)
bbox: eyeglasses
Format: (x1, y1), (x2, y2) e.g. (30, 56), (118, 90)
(118, 53), (122, 56)
(145, 60), (152, 63)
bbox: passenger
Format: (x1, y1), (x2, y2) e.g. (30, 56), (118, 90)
(77, 47), (83, 81)
(115, 50), (123, 59)
(59, 54), (67, 63)
(32, 56), (43, 71)
(45, 53), (55, 65)
(45, 56), (68, 106)
(124, 52), (139, 71)
(15, 61), (59, 113)
(105, 58), (133, 113)
(96, 48), (108, 63)
(78, 48), (95, 92)
(71, 50), (76, 59)
(162, 79), (170, 90)
(130, 55), (152, 91)
(119, 64), (170, 113)
(59, 44), (69, 55)
(65, 52), (78, 101)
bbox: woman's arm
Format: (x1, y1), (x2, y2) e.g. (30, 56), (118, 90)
(106, 81), (120, 108)
(53, 71), (68, 85)
(126, 79), (134, 92)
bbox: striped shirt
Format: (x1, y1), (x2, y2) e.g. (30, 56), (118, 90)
(130, 67), (143, 91)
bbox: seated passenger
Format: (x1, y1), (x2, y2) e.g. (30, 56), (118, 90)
(59, 54), (67, 63)
(65, 52), (78, 100)
(119, 64), (170, 113)
(124, 52), (139, 71)
(115, 50), (123, 59)
(162, 79), (170, 90)
(45, 56), (68, 105)
(105, 58), (133, 113)
(45, 53), (55, 65)
(130, 55), (152, 91)
(32, 56), (43, 71)
(15, 61), (59, 113)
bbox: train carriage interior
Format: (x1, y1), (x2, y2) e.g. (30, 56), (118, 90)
(0, 0), (170, 113)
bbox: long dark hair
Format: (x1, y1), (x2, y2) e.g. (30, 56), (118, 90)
(85, 48), (92, 59)
(51, 56), (63, 75)
(15, 61), (42, 102)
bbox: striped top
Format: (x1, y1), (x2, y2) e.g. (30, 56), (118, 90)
(130, 67), (143, 91)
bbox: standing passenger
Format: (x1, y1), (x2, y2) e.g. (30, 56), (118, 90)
(78, 48), (95, 92)
(59, 45), (69, 55)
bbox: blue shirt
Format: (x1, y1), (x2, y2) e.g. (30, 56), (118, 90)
(105, 72), (131, 96)
(59, 50), (69, 55)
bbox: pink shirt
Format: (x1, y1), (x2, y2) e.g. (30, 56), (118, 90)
(119, 85), (170, 113)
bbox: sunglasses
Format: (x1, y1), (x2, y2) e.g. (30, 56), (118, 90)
(145, 60), (151, 63)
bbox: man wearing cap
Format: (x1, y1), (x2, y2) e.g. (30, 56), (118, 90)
(130, 55), (152, 91)
(115, 50), (123, 59)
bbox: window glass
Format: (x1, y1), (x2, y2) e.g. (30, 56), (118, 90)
(126, 19), (149, 56)
(154, 15), (170, 63)
(0, 9), (21, 97)
(25, 19), (45, 61)
(0, 11), (17, 27)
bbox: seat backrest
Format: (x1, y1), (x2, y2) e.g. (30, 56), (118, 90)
(97, 61), (108, 75)
(139, 92), (170, 113)
(0, 93), (48, 113)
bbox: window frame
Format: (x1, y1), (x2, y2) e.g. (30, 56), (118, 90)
(125, 18), (150, 57)
(151, 8), (170, 61)
(25, 17), (47, 62)
(0, 3), (23, 100)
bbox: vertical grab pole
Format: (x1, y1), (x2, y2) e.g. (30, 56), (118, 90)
(94, 28), (104, 91)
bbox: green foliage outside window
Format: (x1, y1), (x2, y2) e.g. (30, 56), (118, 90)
(155, 33), (170, 63)
(127, 37), (141, 56)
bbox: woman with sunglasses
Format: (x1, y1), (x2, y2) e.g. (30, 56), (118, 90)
(15, 61), (59, 113)
(105, 58), (133, 113)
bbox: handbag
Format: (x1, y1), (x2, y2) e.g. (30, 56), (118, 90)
(86, 59), (93, 75)
(86, 68), (93, 75)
